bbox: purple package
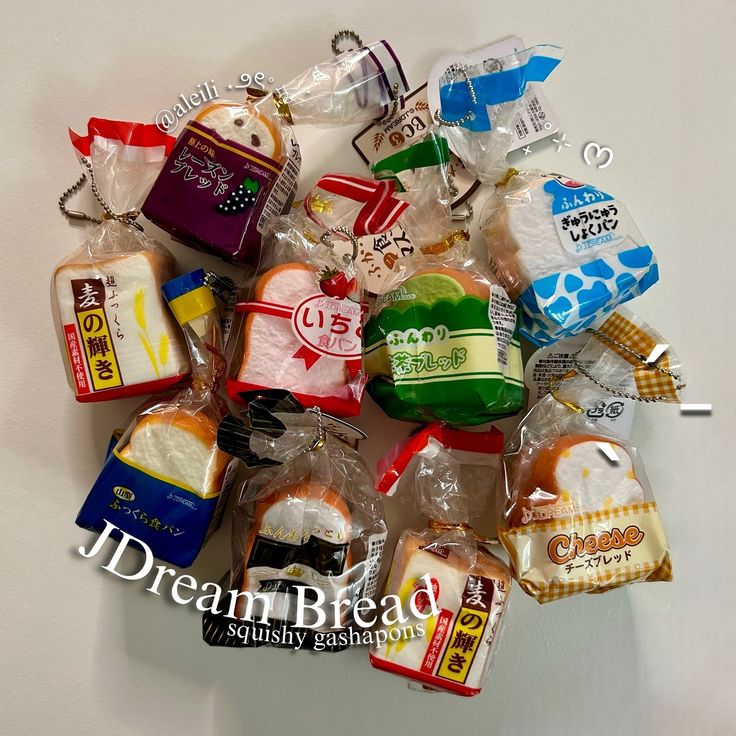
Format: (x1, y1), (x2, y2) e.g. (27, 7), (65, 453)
(142, 119), (300, 266)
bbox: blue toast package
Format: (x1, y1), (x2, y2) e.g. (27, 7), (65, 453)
(480, 171), (659, 346)
(76, 269), (236, 568)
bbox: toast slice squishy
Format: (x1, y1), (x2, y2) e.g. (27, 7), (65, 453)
(120, 408), (229, 497)
(237, 263), (349, 396)
(196, 102), (282, 160)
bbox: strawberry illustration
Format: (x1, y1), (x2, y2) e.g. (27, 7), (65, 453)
(412, 576), (440, 613)
(345, 277), (360, 302)
(318, 268), (348, 299)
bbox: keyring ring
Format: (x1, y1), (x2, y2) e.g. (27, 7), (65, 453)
(320, 226), (360, 263)
(331, 29), (363, 56)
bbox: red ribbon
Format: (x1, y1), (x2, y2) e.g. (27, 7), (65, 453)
(314, 174), (409, 236)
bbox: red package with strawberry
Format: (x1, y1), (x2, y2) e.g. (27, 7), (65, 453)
(224, 212), (368, 417)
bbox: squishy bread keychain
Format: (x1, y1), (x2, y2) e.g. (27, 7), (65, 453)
(498, 310), (684, 602)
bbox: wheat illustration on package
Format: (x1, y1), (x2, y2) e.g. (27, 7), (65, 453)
(76, 269), (236, 568)
(142, 40), (409, 265)
(214, 397), (387, 651)
(481, 170), (660, 345)
(52, 119), (190, 402)
(497, 310), (684, 603)
(369, 423), (511, 696)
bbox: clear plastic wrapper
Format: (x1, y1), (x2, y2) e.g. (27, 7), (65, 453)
(76, 270), (236, 568)
(435, 45), (562, 183)
(481, 169), (659, 345)
(53, 118), (189, 401)
(370, 428), (511, 697)
(497, 311), (683, 603)
(364, 243), (525, 425)
(369, 130), (456, 250)
(226, 411), (387, 651)
(142, 41), (408, 265)
(225, 211), (366, 417)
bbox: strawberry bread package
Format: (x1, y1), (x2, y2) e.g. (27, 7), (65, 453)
(497, 310), (684, 603)
(481, 170), (660, 345)
(142, 41), (408, 265)
(53, 119), (189, 402)
(370, 424), (512, 697)
(364, 242), (525, 425)
(225, 211), (368, 417)
(76, 269), (236, 568)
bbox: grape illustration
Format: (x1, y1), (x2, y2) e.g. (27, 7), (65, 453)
(216, 176), (259, 216)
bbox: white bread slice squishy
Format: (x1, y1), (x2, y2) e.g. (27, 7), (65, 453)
(371, 531), (510, 692)
(196, 102), (282, 160)
(237, 263), (349, 396)
(120, 409), (229, 497)
(483, 175), (626, 300)
(509, 435), (645, 526)
(54, 250), (188, 388)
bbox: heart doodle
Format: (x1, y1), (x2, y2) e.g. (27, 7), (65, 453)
(583, 141), (614, 169)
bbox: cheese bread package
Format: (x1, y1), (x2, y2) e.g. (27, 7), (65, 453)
(498, 310), (684, 603)
(370, 425), (511, 697)
(142, 41), (408, 265)
(364, 243), (525, 425)
(226, 186), (406, 417)
(76, 270), (236, 568)
(222, 402), (387, 651)
(434, 44), (562, 184)
(481, 170), (659, 345)
(53, 118), (189, 401)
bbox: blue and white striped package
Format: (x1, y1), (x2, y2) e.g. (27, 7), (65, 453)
(433, 44), (563, 182)
(481, 171), (659, 346)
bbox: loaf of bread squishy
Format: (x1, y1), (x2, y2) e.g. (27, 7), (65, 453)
(120, 408), (229, 497)
(483, 174), (630, 300)
(238, 482), (353, 621)
(196, 102), (282, 160)
(237, 263), (350, 396)
(508, 435), (645, 527)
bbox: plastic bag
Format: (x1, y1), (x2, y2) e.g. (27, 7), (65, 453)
(226, 409), (387, 651)
(435, 45), (562, 183)
(142, 41), (408, 265)
(497, 311), (683, 603)
(481, 170), (659, 345)
(369, 130), (456, 250)
(369, 427), (511, 697)
(53, 119), (189, 401)
(364, 242), (525, 425)
(225, 208), (369, 417)
(76, 269), (236, 568)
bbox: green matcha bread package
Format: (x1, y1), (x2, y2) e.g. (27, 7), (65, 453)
(364, 244), (525, 425)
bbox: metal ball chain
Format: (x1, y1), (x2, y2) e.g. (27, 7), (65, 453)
(434, 64), (478, 127)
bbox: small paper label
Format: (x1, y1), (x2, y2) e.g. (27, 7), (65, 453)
(488, 284), (516, 370)
(362, 532), (388, 599)
(257, 135), (301, 232)
(291, 294), (362, 360)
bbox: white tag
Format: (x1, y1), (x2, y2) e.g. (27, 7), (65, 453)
(426, 36), (560, 156)
(524, 335), (636, 439)
(488, 284), (516, 369)
(362, 532), (388, 599)
(257, 135), (301, 232)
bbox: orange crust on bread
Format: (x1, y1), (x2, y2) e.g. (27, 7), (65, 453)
(196, 101), (282, 161)
(505, 434), (633, 528)
(120, 408), (230, 494)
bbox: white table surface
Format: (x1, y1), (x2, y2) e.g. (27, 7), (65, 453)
(2, 1), (735, 734)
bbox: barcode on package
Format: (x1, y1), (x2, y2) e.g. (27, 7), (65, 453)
(257, 137), (301, 232)
(489, 285), (516, 369)
(363, 532), (387, 599)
